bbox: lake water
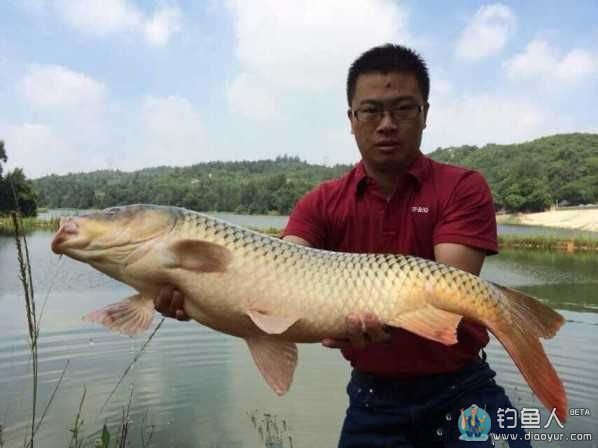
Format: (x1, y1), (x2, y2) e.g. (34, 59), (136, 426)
(0, 230), (596, 447)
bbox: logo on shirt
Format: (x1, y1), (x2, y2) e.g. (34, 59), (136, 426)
(411, 206), (429, 213)
(458, 404), (491, 441)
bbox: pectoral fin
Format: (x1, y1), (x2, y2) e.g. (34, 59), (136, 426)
(84, 293), (155, 336)
(246, 310), (300, 335)
(387, 306), (463, 345)
(245, 336), (298, 395)
(168, 239), (232, 273)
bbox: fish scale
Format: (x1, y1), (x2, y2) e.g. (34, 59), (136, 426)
(173, 210), (486, 335)
(51, 204), (567, 419)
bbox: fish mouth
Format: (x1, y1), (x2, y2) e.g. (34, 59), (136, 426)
(51, 217), (82, 254)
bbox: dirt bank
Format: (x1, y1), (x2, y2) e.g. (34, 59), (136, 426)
(497, 209), (598, 232)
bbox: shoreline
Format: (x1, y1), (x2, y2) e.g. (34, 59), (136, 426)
(18, 207), (598, 233)
(497, 208), (598, 233)
(2, 216), (598, 252)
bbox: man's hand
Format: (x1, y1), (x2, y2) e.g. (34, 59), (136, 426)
(321, 312), (390, 350)
(154, 285), (190, 321)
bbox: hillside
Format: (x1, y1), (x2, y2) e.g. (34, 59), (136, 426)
(34, 156), (352, 215)
(428, 133), (598, 212)
(33, 133), (598, 214)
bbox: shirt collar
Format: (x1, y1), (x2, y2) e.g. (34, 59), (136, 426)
(353, 152), (431, 194)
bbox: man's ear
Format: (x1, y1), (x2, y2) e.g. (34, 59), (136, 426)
(423, 102), (430, 130)
(347, 109), (355, 135)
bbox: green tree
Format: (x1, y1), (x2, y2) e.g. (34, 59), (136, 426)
(2, 168), (38, 216)
(0, 140), (6, 177)
(0, 141), (38, 216)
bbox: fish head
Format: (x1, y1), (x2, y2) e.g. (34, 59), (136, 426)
(51, 204), (178, 272)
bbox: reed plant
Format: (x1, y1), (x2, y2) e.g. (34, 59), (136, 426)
(9, 211), (69, 448)
(12, 210), (40, 447)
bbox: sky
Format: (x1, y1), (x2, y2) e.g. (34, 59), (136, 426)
(1, 0), (597, 178)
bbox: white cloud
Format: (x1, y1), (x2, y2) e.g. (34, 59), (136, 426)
(1, 123), (77, 178)
(56, 0), (142, 36)
(226, 73), (278, 121)
(505, 39), (598, 82)
(131, 96), (206, 169)
(227, 0), (412, 93)
(54, 0), (181, 46)
(2, 96), (208, 177)
(20, 64), (107, 112)
(143, 6), (183, 47)
(425, 84), (596, 152)
(557, 49), (598, 81)
(456, 3), (516, 61)
(425, 93), (551, 150)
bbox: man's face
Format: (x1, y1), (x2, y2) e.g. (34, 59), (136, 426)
(348, 71), (428, 173)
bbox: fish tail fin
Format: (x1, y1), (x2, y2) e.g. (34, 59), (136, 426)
(488, 283), (567, 421)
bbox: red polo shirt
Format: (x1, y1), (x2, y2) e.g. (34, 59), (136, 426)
(282, 152), (497, 376)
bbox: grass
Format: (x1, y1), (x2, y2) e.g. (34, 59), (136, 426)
(0, 216), (60, 233)
(498, 234), (598, 252)
(248, 411), (294, 448)
(68, 388), (87, 448)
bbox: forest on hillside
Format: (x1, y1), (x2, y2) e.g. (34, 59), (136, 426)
(31, 133), (598, 215)
(428, 133), (598, 212)
(34, 156), (352, 215)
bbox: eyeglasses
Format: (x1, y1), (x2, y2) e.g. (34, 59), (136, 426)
(352, 103), (424, 123)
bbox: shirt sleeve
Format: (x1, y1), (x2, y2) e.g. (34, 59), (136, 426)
(282, 186), (327, 248)
(433, 171), (498, 255)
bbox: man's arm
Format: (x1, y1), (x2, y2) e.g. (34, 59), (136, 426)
(282, 235), (311, 246)
(434, 242), (486, 276)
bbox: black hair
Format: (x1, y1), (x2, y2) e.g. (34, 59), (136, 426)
(346, 43), (430, 105)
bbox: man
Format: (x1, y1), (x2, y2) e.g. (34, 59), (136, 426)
(157, 44), (529, 447)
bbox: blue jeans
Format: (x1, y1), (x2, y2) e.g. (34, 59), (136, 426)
(338, 358), (531, 447)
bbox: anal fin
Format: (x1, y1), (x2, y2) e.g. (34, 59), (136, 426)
(245, 336), (298, 395)
(84, 293), (155, 336)
(387, 306), (463, 345)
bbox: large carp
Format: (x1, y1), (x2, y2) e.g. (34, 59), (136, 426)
(50, 204), (567, 420)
